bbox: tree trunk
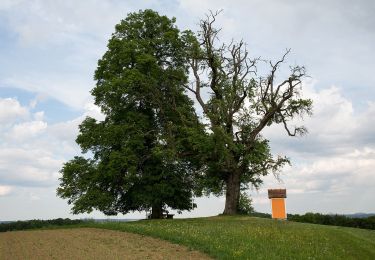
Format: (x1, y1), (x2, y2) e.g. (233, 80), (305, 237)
(223, 171), (241, 215)
(151, 204), (163, 219)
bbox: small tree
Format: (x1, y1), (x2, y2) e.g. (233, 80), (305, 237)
(57, 10), (204, 219)
(184, 11), (312, 214)
(237, 192), (255, 215)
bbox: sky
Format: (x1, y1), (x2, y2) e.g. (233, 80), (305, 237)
(0, 0), (374, 221)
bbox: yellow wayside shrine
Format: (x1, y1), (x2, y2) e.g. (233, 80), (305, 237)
(268, 189), (287, 219)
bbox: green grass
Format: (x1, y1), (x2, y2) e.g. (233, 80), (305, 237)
(86, 216), (375, 259)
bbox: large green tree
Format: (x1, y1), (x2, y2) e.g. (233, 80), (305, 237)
(183, 11), (312, 214)
(57, 10), (203, 219)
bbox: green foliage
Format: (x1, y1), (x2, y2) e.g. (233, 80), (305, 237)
(288, 212), (375, 230)
(248, 211), (272, 218)
(237, 192), (254, 215)
(88, 216), (375, 259)
(57, 10), (205, 217)
(0, 218), (83, 232)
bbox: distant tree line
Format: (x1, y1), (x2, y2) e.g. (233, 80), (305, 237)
(246, 211), (374, 230)
(248, 212), (272, 219)
(0, 218), (83, 232)
(287, 212), (375, 230)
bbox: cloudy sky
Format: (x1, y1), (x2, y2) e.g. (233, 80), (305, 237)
(1, 0), (374, 220)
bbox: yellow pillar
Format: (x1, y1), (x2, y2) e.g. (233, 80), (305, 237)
(268, 189), (287, 219)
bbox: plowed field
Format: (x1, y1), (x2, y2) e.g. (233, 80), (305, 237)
(0, 228), (210, 260)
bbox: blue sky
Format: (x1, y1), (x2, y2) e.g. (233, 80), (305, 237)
(1, 0), (375, 220)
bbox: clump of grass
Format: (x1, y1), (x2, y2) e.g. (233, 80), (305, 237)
(89, 216), (375, 259)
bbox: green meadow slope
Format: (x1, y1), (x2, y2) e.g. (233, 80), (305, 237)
(90, 216), (375, 259)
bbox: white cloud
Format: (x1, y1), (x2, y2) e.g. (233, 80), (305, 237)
(253, 82), (375, 213)
(8, 121), (47, 141)
(33, 111), (45, 121)
(2, 77), (94, 110)
(0, 185), (12, 196)
(1, 0), (128, 46)
(0, 148), (62, 187)
(0, 0), (125, 109)
(0, 98), (29, 124)
(0, 0), (22, 10)
(306, 85), (355, 135)
(263, 81), (375, 157)
(28, 93), (48, 109)
(47, 102), (104, 144)
(0, 100), (102, 189)
(29, 192), (41, 201)
(285, 147), (375, 193)
(83, 102), (104, 119)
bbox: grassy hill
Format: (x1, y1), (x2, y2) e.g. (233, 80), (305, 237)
(86, 216), (375, 259)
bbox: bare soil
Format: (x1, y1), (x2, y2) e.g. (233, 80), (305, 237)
(0, 228), (211, 260)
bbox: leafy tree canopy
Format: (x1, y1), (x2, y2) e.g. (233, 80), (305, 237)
(57, 10), (204, 218)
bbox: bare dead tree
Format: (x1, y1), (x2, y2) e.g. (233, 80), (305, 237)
(183, 11), (312, 214)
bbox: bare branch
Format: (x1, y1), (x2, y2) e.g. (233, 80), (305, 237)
(182, 83), (197, 95)
(235, 131), (241, 142)
(190, 59), (209, 114)
(232, 91), (247, 115)
(281, 114), (308, 136)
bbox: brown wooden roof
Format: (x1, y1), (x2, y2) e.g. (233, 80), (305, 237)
(268, 189), (287, 198)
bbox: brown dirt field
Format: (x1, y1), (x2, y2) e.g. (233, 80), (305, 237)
(0, 228), (211, 260)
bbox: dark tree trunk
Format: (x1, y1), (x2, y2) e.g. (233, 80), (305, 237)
(151, 204), (163, 219)
(223, 171), (241, 215)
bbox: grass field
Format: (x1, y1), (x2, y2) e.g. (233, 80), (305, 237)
(0, 228), (210, 260)
(86, 216), (375, 259)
